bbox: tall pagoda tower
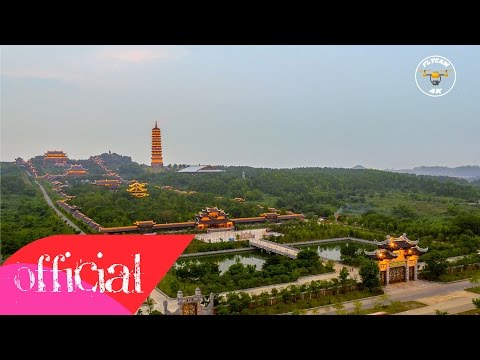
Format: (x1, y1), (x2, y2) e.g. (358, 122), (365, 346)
(151, 121), (164, 168)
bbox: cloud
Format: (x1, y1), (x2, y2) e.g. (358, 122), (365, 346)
(0, 46), (189, 84)
(100, 46), (187, 63)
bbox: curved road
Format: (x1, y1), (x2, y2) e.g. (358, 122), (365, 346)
(35, 180), (85, 234)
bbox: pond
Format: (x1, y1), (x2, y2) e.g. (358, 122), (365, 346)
(176, 252), (267, 275)
(296, 241), (376, 261)
(175, 241), (376, 274)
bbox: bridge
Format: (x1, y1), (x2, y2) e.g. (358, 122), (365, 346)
(249, 238), (299, 259)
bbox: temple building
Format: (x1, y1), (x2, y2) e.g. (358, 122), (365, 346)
(151, 121), (164, 168)
(127, 181), (149, 198)
(99, 207), (305, 234)
(195, 207), (234, 230)
(44, 150), (68, 166)
(66, 164), (88, 176)
(365, 233), (428, 285)
(94, 179), (121, 189)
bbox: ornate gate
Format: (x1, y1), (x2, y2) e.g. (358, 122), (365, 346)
(380, 271), (387, 286)
(163, 288), (215, 315)
(389, 266), (406, 284)
(182, 302), (198, 315)
(409, 266), (415, 281)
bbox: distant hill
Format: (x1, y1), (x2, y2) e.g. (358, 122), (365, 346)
(96, 152), (136, 169)
(390, 166), (480, 181)
(352, 165), (367, 170)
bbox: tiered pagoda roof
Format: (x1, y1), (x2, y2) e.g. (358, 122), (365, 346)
(127, 181), (149, 198)
(195, 207), (231, 225)
(376, 234), (419, 249)
(66, 164), (88, 175)
(364, 249), (399, 260)
(44, 150), (68, 165)
(365, 233), (428, 260)
(45, 150), (68, 158)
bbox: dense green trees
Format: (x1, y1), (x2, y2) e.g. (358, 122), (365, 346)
(64, 163), (480, 261)
(339, 242), (370, 266)
(423, 254), (448, 280)
(215, 277), (371, 315)
(268, 221), (384, 243)
(473, 298), (480, 310)
(1, 164), (74, 257)
(68, 184), (264, 227)
(359, 259), (381, 291)
(4, 157), (480, 264)
(132, 167), (480, 209)
(160, 249), (332, 296)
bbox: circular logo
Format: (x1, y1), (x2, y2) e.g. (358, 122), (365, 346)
(415, 55), (456, 97)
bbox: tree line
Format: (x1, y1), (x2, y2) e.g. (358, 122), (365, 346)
(1, 163), (75, 258)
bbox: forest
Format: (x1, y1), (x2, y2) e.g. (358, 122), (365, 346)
(2, 156), (480, 262)
(0, 163), (74, 258)
(65, 162), (480, 228)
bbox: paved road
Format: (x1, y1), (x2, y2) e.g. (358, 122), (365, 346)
(385, 279), (477, 315)
(35, 180), (85, 234)
(302, 279), (476, 315)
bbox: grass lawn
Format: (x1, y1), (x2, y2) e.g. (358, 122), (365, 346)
(439, 269), (480, 282)
(460, 287), (480, 315)
(466, 286), (480, 294)
(269, 289), (380, 315)
(352, 301), (426, 315)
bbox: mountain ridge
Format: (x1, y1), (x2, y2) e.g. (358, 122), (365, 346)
(389, 165), (480, 180)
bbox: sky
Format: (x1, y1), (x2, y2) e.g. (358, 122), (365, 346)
(1, 45), (479, 169)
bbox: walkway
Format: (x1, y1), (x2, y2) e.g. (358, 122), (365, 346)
(250, 238), (299, 259)
(35, 180), (85, 234)
(220, 262), (358, 297)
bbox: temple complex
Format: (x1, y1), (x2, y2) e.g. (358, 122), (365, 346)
(151, 121), (163, 168)
(365, 233), (428, 285)
(44, 150), (68, 166)
(65, 164), (87, 176)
